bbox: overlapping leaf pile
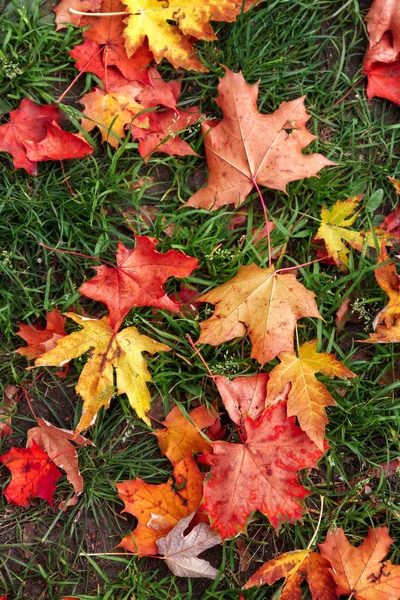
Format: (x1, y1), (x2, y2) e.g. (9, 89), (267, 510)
(2, 0), (400, 595)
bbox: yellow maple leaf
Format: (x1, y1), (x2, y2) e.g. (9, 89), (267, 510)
(315, 195), (391, 269)
(80, 86), (148, 148)
(34, 313), (170, 432)
(197, 264), (322, 365)
(122, 0), (261, 71)
(267, 340), (355, 449)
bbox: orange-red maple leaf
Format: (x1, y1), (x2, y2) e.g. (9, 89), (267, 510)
(16, 307), (67, 361)
(154, 405), (217, 464)
(116, 455), (203, 556)
(199, 401), (324, 539)
(266, 341), (355, 450)
(243, 549), (337, 600)
(54, 0), (102, 29)
(24, 121), (93, 162)
(319, 526), (400, 599)
(187, 68), (335, 210)
(215, 373), (269, 426)
(79, 236), (198, 330)
(0, 441), (62, 508)
(197, 264), (322, 365)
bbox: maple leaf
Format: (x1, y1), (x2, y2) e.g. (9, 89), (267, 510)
(27, 418), (94, 507)
(132, 107), (200, 161)
(197, 264), (322, 365)
(200, 401), (324, 539)
(0, 98), (60, 175)
(79, 236), (198, 331)
(24, 121), (94, 162)
(69, 37), (131, 89)
(266, 341), (355, 450)
(116, 455), (203, 556)
(122, 1), (261, 71)
(364, 246), (400, 343)
(0, 441), (62, 508)
(0, 385), (19, 439)
(34, 312), (170, 432)
(80, 85), (148, 148)
(315, 195), (391, 269)
(186, 68), (335, 210)
(154, 404), (217, 464)
(243, 549), (337, 600)
(215, 373), (270, 426)
(16, 307), (67, 361)
(319, 526), (400, 600)
(54, 0), (102, 29)
(157, 513), (221, 579)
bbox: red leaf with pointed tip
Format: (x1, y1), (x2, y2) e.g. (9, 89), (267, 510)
(24, 121), (94, 162)
(16, 307), (67, 361)
(200, 401), (325, 539)
(69, 38), (130, 89)
(0, 98), (60, 174)
(215, 373), (269, 427)
(0, 441), (62, 508)
(79, 236), (198, 330)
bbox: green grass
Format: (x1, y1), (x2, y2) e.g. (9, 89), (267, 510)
(1, 0), (400, 598)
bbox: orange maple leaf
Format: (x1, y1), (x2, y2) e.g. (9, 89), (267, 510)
(197, 264), (322, 365)
(116, 455), (203, 556)
(319, 526), (400, 600)
(154, 405), (217, 464)
(266, 341), (355, 450)
(243, 549), (337, 600)
(187, 68), (335, 210)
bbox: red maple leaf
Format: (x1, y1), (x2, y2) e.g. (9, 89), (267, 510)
(199, 401), (324, 539)
(79, 236), (198, 330)
(0, 441), (62, 508)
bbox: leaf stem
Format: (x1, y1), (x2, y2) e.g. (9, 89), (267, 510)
(251, 177), (272, 268)
(307, 495), (324, 549)
(39, 242), (115, 268)
(186, 334), (216, 381)
(69, 8), (127, 16)
(275, 257), (323, 274)
(56, 44), (104, 104)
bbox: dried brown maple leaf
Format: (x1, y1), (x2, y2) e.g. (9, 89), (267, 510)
(319, 526), (400, 600)
(243, 549), (337, 600)
(187, 68), (335, 210)
(197, 264), (322, 365)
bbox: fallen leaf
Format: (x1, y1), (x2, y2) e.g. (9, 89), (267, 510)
(122, 1), (261, 71)
(243, 549), (337, 600)
(187, 68), (334, 210)
(197, 264), (322, 365)
(27, 418), (94, 505)
(0, 385), (20, 438)
(200, 401), (324, 539)
(157, 512), (221, 578)
(319, 526), (400, 600)
(24, 121), (94, 162)
(79, 236), (198, 330)
(0, 98), (60, 175)
(69, 37), (131, 89)
(0, 441), (62, 508)
(154, 404), (217, 464)
(116, 455), (203, 556)
(365, 246), (400, 342)
(34, 312), (170, 432)
(363, 58), (400, 106)
(16, 307), (67, 360)
(54, 0), (102, 29)
(215, 373), (269, 426)
(266, 340), (355, 450)
(336, 297), (351, 331)
(80, 85), (148, 148)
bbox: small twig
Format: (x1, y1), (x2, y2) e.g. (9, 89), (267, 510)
(307, 495), (325, 549)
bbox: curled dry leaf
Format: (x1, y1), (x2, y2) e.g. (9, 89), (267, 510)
(197, 264), (322, 365)
(266, 340), (355, 450)
(157, 512), (222, 579)
(27, 419), (94, 506)
(154, 404), (218, 464)
(0, 441), (62, 508)
(243, 549), (337, 600)
(319, 526), (400, 600)
(79, 236), (198, 330)
(187, 68), (335, 210)
(200, 401), (325, 539)
(34, 313), (170, 432)
(215, 372), (269, 426)
(116, 455), (203, 556)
